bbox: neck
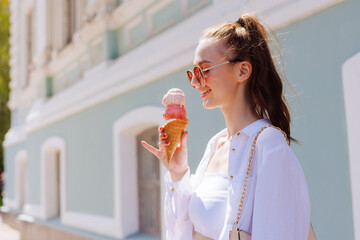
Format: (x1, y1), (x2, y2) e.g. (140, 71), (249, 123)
(220, 93), (260, 140)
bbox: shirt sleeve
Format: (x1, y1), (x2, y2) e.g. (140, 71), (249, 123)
(251, 128), (311, 240)
(164, 168), (193, 240)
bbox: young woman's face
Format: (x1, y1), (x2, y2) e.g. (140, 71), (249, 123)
(192, 38), (240, 109)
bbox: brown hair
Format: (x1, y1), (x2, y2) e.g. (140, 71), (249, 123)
(201, 13), (297, 144)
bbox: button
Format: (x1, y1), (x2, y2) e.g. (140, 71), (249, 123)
(237, 132), (241, 136)
(232, 148), (235, 152)
(230, 176), (234, 180)
(171, 187), (175, 192)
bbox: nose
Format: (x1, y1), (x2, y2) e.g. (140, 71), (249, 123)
(190, 74), (201, 89)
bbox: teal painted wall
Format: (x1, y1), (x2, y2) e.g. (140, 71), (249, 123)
(276, 0), (360, 239)
(26, 110), (114, 217)
(4, 142), (26, 199)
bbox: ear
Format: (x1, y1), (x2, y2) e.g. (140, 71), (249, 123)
(236, 61), (252, 83)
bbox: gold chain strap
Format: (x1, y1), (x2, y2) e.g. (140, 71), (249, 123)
(234, 125), (289, 225)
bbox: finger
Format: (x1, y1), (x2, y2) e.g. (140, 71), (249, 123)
(159, 132), (167, 140)
(159, 140), (170, 149)
(180, 131), (188, 148)
(158, 126), (164, 133)
(141, 141), (160, 156)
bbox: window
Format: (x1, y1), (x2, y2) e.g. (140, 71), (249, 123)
(136, 127), (161, 236)
(51, 0), (86, 52)
(65, 0), (77, 45)
(15, 151), (27, 210)
(21, 9), (35, 88)
(40, 137), (66, 220)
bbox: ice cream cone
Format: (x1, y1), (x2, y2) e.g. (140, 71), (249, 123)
(163, 118), (189, 163)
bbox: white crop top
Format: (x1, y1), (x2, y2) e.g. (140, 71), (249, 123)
(188, 172), (229, 239)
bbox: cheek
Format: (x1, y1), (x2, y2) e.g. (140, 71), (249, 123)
(206, 71), (237, 90)
(204, 71), (222, 85)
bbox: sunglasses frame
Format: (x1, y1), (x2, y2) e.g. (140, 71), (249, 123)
(187, 59), (243, 88)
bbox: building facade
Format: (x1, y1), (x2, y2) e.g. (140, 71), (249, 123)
(3, 0), (360, 239)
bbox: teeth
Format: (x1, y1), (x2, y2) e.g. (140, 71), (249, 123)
(201, 90), (210, 94)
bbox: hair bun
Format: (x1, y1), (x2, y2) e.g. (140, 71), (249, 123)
(235, 18), (245, 27)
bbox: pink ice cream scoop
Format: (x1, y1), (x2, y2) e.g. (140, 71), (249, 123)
(162, 88), (187, 120)
(163, 105), (187, 120)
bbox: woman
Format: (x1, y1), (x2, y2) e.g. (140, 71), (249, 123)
(141, 14), (310, 240)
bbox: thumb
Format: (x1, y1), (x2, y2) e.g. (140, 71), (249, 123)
(180, 131), (188, 148)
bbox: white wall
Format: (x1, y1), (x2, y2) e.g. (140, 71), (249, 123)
(342, 51), (360, 240)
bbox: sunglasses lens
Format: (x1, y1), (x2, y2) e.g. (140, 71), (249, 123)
(194, 67), (204, 86)
(186, 71), (197, 89)
(186, 71), (193, 81)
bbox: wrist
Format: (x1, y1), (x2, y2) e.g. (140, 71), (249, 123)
(169, 167), (189, 182)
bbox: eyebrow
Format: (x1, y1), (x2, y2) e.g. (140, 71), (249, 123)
(194, 59), (213, 66)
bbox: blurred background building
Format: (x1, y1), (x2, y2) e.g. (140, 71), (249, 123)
(1, 0), (360, 239)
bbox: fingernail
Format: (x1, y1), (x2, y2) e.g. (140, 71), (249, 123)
(165, 141), (170, 145)
(159, 126), (164, 131)
(162, 133), (167, 138)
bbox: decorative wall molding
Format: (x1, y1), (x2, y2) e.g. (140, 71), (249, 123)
(86, 0), (117, 16)
(146, 0), (176, 36)
(182, 0), (210, 17)
(32, 0), (51, 69)
(23, 203), (44, 219)
(111, 0), (157, 28)
(62, 211), (121, 238)
(124, 15), (144, 49)
(261, 0), (345, 29)
(34, 136), (67, 220)
(342, 51), (360, 240)
(3, 198), (19, 210)
(9, 0), (21, 93)
(14, 150), (27, 210)
(3, 149), (27, 210)
(22, 0), (35, 15)
(3, 126), (26, 147)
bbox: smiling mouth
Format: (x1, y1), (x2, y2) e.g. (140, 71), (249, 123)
(200, 89), (211, 98)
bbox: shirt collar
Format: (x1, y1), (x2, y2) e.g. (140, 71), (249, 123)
(239, 118), (271, 137)
(208, 119), (270, 148)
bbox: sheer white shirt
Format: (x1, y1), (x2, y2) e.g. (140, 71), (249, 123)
(164, 119), (311, 240)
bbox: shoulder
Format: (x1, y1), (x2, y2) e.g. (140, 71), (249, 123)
(256, 126), (289, 150)
(254, 126), (301, 172)
(257, 127), (288, 145)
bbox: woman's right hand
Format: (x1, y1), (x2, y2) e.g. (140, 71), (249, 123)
(141, 126), (189, 182)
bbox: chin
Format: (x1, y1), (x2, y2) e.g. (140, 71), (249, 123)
(202, 101), (217, 109)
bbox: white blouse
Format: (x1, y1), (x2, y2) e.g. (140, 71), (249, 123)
(164, 119), (311, 240)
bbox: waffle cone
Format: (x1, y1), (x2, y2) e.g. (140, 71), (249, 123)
(163, 119), (189, 163)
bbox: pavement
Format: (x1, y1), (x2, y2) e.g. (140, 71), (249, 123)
(0, 215), (20, 240)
